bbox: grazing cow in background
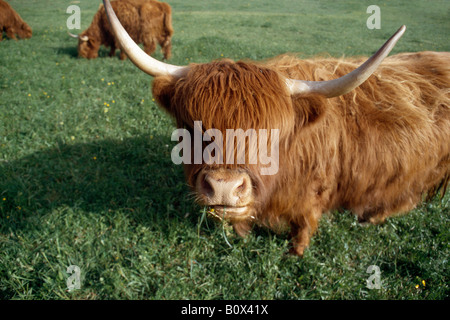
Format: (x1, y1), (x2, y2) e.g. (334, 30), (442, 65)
(71, 0), (173, 60)
(0, 0), (32, 41)
(103, 0), (450, 255)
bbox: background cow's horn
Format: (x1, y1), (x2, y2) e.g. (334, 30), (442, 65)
(102, 0), (186, 77)
(286, 25), (406, 97)
(68, 31), (78, 38)
(68, 31), (89, 41)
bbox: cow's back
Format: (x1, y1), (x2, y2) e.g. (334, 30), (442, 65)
(0, 0), (21, 30)
(139, 0), (173, 38)
(94, 1), (141, 43)
(0, 0), (13, 26)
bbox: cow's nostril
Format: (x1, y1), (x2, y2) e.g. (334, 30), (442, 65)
(235, 180), (246, 194)
(201, 176), (214, 196)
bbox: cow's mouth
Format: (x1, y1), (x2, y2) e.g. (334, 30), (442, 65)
(208, 205), (253, 221)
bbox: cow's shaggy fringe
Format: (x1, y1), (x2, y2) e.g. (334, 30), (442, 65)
(0, 0), (32, 41)
(153, 51), (450, 254)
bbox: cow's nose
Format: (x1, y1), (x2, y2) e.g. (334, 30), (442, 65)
(196, 169), (252, 206)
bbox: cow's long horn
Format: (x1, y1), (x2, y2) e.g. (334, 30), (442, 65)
(102, 0), (186, 77)
(286, 25), (406, 97)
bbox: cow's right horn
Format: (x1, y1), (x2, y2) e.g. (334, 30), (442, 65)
(102, 0), (186, 77)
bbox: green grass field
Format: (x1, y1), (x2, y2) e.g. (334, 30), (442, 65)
(0, 0), (449, 300)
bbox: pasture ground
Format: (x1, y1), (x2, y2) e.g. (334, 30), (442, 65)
(0, 0), (449, 300)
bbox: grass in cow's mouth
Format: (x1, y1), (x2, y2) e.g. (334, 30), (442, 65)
(0, 0), (448, 300)
(202, 206), (234, 248)
(207, 207), (223, 221)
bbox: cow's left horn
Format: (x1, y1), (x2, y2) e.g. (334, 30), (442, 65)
(102, 0), (186, 77)
(68, 31), (89, 41)
(286, 25), (406, 97)
(68, 31), (78, 38)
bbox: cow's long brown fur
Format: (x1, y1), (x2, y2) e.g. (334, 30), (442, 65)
(0, 0), (32, 41)
(127, 0), (173, 59)
(153, 51), (450, 255)
(78, 0), (172, 60)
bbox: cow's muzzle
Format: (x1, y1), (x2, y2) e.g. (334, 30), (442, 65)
(195, 168), (254, 220)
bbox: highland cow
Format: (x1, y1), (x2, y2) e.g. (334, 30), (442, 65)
(71, 0), (173, 60)
(0, 0), (32, 41)
(103, 0), (450, 255)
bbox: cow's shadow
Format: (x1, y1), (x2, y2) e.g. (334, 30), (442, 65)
(0, 135), (198, 233)
(55, 45), (78, 58)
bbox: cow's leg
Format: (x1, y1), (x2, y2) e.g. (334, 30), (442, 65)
(143, 38), (157, 56)
(159, 36), (172, 60)
(119, 50), (127, 60)
(109, 45), (116, 57)
(358, 210), (387, 225)
(288, 210), (321, 256)
(5, 27), (17, 40)
(357, 199), (417, 225)
(288, 224), (311, 256)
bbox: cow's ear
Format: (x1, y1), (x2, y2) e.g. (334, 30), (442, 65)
(152, 75), (177, 114)
(292, 94), (327, 128)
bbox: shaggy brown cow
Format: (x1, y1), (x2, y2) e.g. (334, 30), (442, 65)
(71, 0), (172, 60)
(103, 0), (449, 255)
(0, 0), (32, 41)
